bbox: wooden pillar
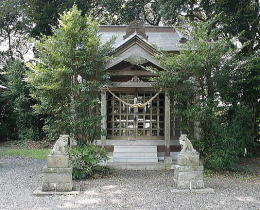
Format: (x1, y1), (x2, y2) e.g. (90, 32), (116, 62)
(164, 91), (172, 163)
(101, 90), (107, 147)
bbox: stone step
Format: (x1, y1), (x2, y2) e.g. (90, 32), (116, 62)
(114, 145), (157, 153)
(107, 162), (172, 170)
(113, 157), (158, 163)
(113, 152), (158, 158)
(113, 145), (158, 163)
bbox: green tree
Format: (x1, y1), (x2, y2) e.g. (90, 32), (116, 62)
(161, 0), (260, 45)
(160, 0), (259, 142)
(0, 0), (40, 142)
(0, 0), (32, 66)
(25, 0), (116, 37)
(0, 81), (16, 141)
(25, 0), (163, 37)
(0, 60), (42, 141)
(156, 20), (256, 170)
(27, 6), (112, 144)
(115, 0), (162, 25)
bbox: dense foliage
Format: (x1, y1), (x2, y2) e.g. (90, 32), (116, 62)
(69, 144), (110, 179)
(0, 60), (42, 141)
(156, 20), (258, 170)
(26, 6), (112, 144)
(0, 0), (32, 66)
(25, 0), (162, 37)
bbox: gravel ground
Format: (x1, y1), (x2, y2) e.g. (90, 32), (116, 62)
(0, 157), (259, 210)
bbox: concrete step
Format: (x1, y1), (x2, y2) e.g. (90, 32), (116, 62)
(113, 157), (158, 163)
(114, 145), (157, 153)
(106, 162), (172, 170)
(95, 139), (180, 146)
(107, 162), (172, 170)
(113, 152), (158, 158)
(113, 145), (158, 163)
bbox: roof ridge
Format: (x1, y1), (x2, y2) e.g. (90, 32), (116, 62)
(99, 25), (177, 28)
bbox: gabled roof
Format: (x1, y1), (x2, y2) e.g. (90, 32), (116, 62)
(113, 32), (158, 55)
(99, 24), (182, 52)
(105, 33), (164, 70)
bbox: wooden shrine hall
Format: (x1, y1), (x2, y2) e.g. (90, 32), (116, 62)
(96, 21), (184, 168)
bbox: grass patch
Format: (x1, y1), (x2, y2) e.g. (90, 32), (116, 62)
(0, 149), (49, 160)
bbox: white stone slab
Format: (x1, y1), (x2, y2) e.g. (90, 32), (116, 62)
(113, 152), (158, 158)
(113, 157), (158, 163)
(107, 162), (172, 170)
(114, 145), (157, 153)
(95, 140), (180, 146)
(113, 145), (158, 163)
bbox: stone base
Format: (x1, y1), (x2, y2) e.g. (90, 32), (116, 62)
(33, 187), (80, 196)
(42, 167), (73, 192)
(177, 152), (200, 166)
(47, 155), (69, 168)
(172, 164), (204, 189)
(171, 188), (215, 194)
(42, 182), (73, 192)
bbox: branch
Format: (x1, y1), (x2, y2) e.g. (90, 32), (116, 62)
(179, 13), (206, 22)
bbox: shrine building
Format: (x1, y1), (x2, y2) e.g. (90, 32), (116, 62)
(96, 21), (186, 168)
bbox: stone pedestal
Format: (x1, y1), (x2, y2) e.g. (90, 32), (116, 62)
(42, 135), (73, 192)
(173, 164), (204, 189)
(42, 167), (73, 192)
(177, 152), (200, 166)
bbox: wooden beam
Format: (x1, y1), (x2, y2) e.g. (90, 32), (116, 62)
(109, 70), (155, 76)
(107, 87), (157, 92)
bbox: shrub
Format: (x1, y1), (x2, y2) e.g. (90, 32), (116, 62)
(69, 144), (110, 179)
(195, 105), (255, 170)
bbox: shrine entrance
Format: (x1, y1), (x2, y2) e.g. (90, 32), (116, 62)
(107, 92), (164, 140)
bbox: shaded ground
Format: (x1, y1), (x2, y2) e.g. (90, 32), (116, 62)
(0, 139), (53, 150)
(239, 156), (260, 175)
(0, 156), (259, 210)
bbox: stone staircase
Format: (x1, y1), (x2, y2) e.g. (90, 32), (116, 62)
(113, 145), (158, 163)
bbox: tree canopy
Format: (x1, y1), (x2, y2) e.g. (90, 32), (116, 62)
(156, 20), (258, 169)
(0, 0), (32, 66)
(26, 6), (112, 143)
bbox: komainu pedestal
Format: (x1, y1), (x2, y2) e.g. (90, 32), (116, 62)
(173, 134), (204, 189)
(42, 135), (73, 192)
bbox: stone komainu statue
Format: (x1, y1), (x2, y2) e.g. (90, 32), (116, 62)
(179, 134), (197, 153)
(42, 134), (72, 192)
(174, 134), (206, 189)
(50, 135), (69, 155)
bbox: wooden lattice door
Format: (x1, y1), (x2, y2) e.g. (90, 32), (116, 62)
(107, 92), (164, 140)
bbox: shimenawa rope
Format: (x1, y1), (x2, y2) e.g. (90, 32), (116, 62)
(104, 87), (162, 108)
